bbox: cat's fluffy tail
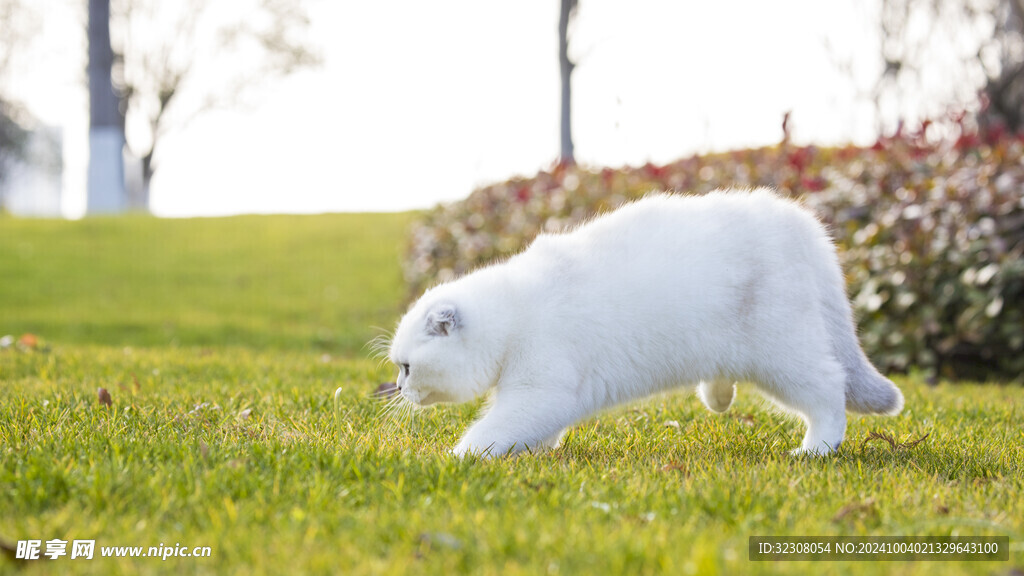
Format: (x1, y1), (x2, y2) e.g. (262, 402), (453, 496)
(822, 273), (904, 415)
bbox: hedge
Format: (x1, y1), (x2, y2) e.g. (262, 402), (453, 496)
(404, 129), (1024, 381)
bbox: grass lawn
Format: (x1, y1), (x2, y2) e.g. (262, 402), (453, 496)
(1, 213), (1021, 575)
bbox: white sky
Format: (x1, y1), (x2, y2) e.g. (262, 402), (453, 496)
(9, 0), (892, 218)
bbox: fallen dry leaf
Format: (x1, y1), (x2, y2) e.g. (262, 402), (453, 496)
(0, 537), (19, 562)
(660, 462), (689, 475)
(97, 387), (112, 407)
(861, 431), (930, 452)
(832, 498), (877, 523)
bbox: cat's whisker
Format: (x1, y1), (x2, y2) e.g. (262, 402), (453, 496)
(387, 397), (406, 419)
(376, 393), (397, 415)
(377, 391), (407, 422)
(375, 355), (394, 372)
(364, 331), (399, 381)
(385, 393), (418, 424)
(367, 345), (389, 364)
(398, 400), (417, 425)
(363, 330), (395, 364)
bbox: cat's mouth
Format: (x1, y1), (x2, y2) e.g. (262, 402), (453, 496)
(401, 387), (443, 406)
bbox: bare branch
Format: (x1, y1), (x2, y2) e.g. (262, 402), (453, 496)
(110, 0), (320, 192)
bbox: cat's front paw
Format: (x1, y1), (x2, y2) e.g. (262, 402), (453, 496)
(789, 443), (840, 457)
(450, 439), (497, 459)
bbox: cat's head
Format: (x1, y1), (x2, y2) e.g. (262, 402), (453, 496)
(388, 295), (495, 406)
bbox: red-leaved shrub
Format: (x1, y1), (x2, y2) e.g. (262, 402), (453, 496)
(405, 130), (1024, 381)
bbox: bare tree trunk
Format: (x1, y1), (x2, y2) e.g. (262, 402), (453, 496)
(1011, 0), (1024, 25)
(558, 0), (577, 165)
(141, 150), (154, 205)
(87, 0), (126, 213)
(989, 0), (1024, 131)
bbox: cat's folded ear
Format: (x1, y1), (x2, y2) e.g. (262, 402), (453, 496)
(426, 304), (459, 337)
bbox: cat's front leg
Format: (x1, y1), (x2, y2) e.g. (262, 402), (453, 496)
(452, 426), (567, 458)
(452, 380), (582, 458)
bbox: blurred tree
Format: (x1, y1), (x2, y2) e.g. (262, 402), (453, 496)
(0, 0), (32, 82)
(980, 0), (1024, 130)
(0, 98), (29, 195)
(558, 0), (578, 164)
(110, 0), (320, 209)
(873, 0), (1024, 132)
(0, 0), (34, 195)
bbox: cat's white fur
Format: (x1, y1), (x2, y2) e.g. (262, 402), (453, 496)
(388, 189), (903, 457)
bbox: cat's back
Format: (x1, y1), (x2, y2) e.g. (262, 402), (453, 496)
(502, 189), (831, 329)
(528, 189), (828, 273)
(587, 188), (816, 239)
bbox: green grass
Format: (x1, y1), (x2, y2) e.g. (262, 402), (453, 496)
(0, 213), (411, 350)
(1, 213), (1022, 575)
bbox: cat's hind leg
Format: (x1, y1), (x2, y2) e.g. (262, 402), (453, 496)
(758, 359), (848, 456)
(538, 429), (568, 450)
(697, 380), (736, 413)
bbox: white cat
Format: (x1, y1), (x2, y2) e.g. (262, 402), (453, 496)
(387, 189), (903, 457)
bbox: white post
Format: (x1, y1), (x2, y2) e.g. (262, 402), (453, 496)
(87, 127), (125, 213)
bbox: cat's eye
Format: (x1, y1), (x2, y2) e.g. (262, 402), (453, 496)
(400, 363), (410, 377)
